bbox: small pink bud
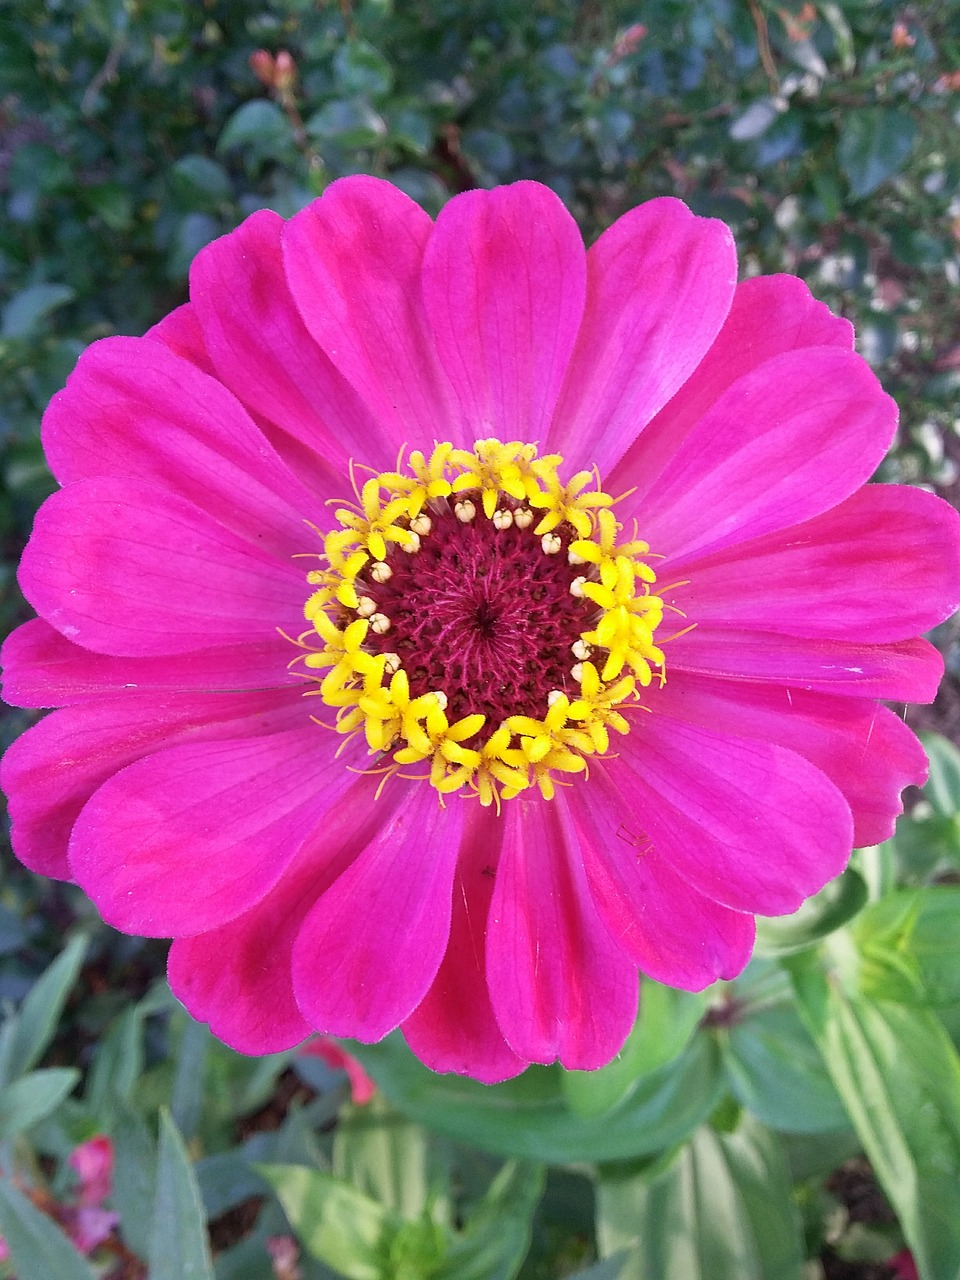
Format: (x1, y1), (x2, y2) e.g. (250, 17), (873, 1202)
(274, 50), (297, 93)
(299, 1036), (376, 1105)
(67, 1135), (113, 1208)
(249, 49), (277, 87)
(267, 1234), (302, 1280)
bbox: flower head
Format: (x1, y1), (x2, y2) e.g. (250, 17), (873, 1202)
(3, 178), (959, 1082)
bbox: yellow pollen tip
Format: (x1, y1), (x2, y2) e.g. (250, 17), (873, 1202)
(296, 438), (667, 806)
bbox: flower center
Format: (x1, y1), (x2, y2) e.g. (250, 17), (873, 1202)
(298, 440), (665, 807)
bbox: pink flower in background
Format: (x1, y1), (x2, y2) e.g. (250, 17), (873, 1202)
(0, 1135), (118, 1261)
(68, 1134), (114, 1207)
(887, 1250), (919, 1280)
(3, 177), (959, 1082)
(299, 1036), (376, 1105)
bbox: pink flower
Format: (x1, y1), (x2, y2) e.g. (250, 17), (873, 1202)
(888, 1250), (919, 1280)
(266, 1234), (303, 1280)
(67, 1135), (114, 1207)
(299, 1035), (377, 1105)
(0, 1136), (118, 1260)
(2, 178), (958, 1083)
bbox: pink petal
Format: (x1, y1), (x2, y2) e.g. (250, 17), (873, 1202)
(1, 619), (291, 709)
(69, 723), (361, 936)
(557, 776), (755, 989)
(2, 688), (304, 881)
(299, 1038), (377, 1104)
(485, 799), (638, 1070)
(648, 673), (928, 848)
(668, 628), (944, 704)
(610, 273), (853, 502)
(66, 1207), (119, 1254)
(41, 337), (321, 555)
(635, 346), (897, 563)
(68, 1136), (113, 1207)
(402, 804), (525, 1083)
(421, 183), (586, 443)
(292, 784), (464, 1042)
(190, 211), (397, 474)
(676, 483), (960, 642)
(169, 776), (394, 1054)
(547, 197), (737, 472)
(283, 176), (455, 448)
(146, 302), (215, 375)
(614, 717), (853, 915)
(20, 478), (304, 656)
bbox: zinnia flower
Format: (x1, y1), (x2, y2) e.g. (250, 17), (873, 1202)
(3, 178), (958, 1083)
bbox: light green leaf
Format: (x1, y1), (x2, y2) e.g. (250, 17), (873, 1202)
(563, 1253), (634, 1280)
(436, 1162), (545, 1280)
(0, 1068), (79, 1138)
(333, 1094), (431, 1221)
(0, 1179), (96, 1280)
(921, 733), (960, 819)
(111, 1100), (158, 1259)
(170, 155), (232, 210)
(1, 283), (75, 340)
(755, 868), (868, 957)
(596, 1119), (804, 1280)
(171, 1015), (211, 1142)
(148, 1109), (215, 1280)
(217, 100), (294, 165)
(837, 108), (917, 198)
(854, 887), (960, 1005)
(347, 1031), (722, 1162)
(794, 971), (960, 1280)
(1, 934), (86, 1084)
(333, 39), (394, 99)
(720, 1003), (848, 1134)
(563, 984), (706, 1118)
(306, 100), (387, 149)
(84, 1005), (144, 1114)
(258, 1164), (391, 1280)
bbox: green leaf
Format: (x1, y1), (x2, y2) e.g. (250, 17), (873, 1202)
(720, 1003), (848, 1134)
(258, 1164), (391, 1280)
(306, 99), (387, 149)
(0, 1179), (96, 1280)
(596, 1119), (804, 1280)
(1, 284), (75, 340)
(921, 733), (960, 819)
(837, 108), (917, 198)
(333, 1094), (431, 1221)
(794, 974), (960, 1280)
(171, 1014), (210, 1141)
(754, 868), (868, 957)
(854, 887), (960, 1006)
(111, 1100), (158, 1260)
(1, 934), (86, 1084)
(563, 1253), (634, 1280)
(333, 39), (394, 99)
(562, 984), (706, 1118)
(887, 814), (960, 880)
(148, 1109), (214, 1280)
(217, 100), (294, 165)
(170, 155), (232, 210)
(84, 1005), (144, 1114)
(0, 1068), (79, 1138)
(436, 1162), (545, 1280)
(388, 106), (433, 155)
(347, 1032), (722, 1163)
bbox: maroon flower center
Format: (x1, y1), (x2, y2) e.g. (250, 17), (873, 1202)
(349, 493), (596, 738)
